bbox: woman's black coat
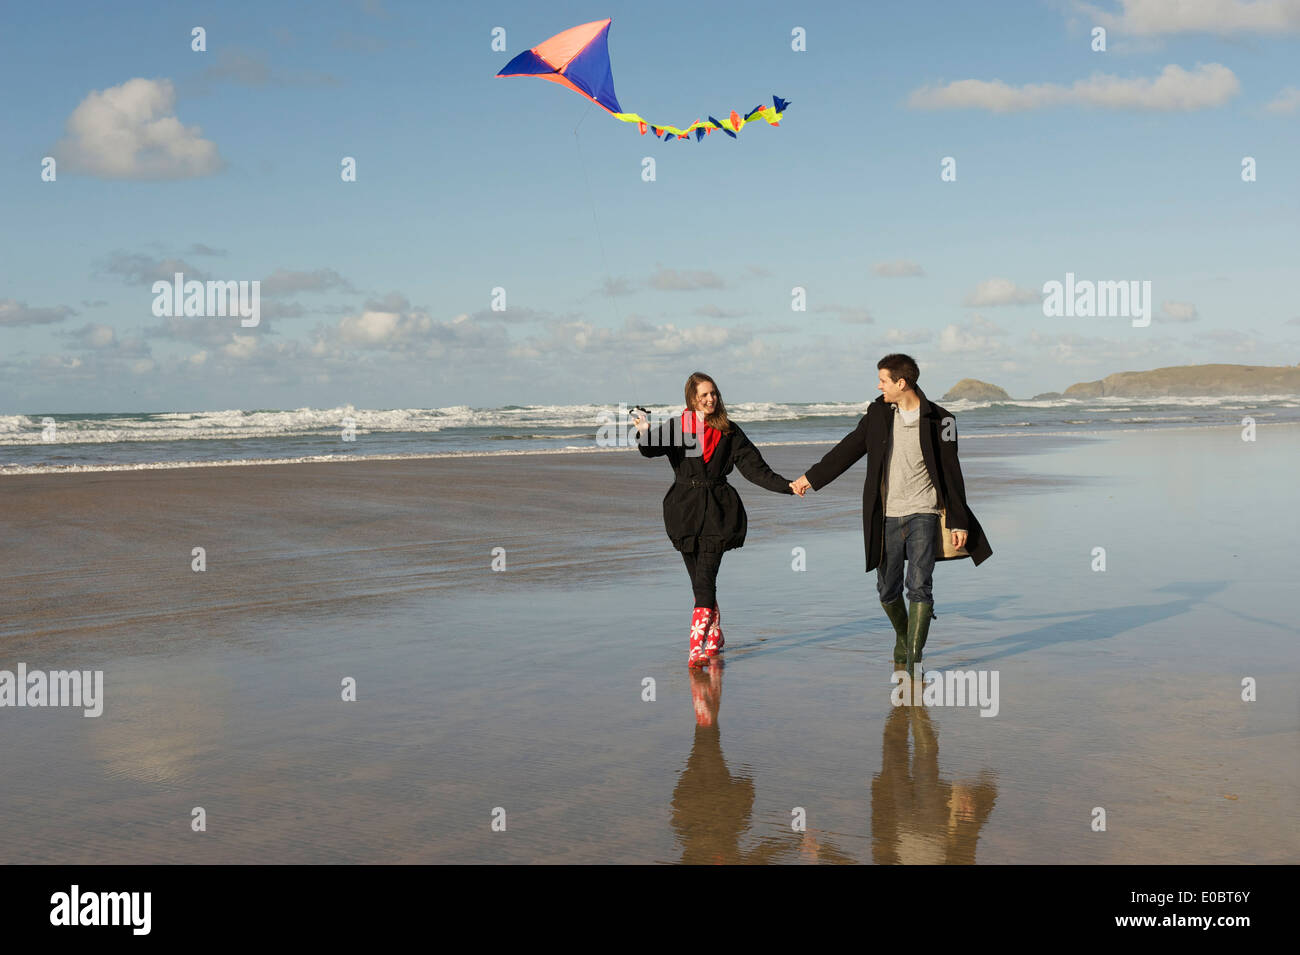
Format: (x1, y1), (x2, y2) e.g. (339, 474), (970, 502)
(804, 386), (993, 571)
(638, 415), (793, 553)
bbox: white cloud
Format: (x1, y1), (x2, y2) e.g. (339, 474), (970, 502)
(963, 278), (1041, 307)
(694, 304), (748, 319)
(222, 335), (259, 360)
(1158, 301), (1199, 322)
(63, 324), (151, 358)
(872, 260), (926, 277)
(339, 309), (401, 345)
(648, 268), (726, 291)
(652, 324), (741, 351)
(1265, 86), (1300, 113)
(939, 315), (1008, 353)
(70, 323), (117, 348)
(1026, 329), (1171, 366)
(307, 296), (504, 357)
(509, 316), (752, 361)
(39, 355), (83, 370)
(469, 306), (554, 325)
(260, 268), (354, 296)
(597, 277), (633, 297)
(192, 48), (340, 90)
(882, 328), (934, 345)
(56, 78), (223, 179)
(1075, 0), (1300, 36)
(100, 251), (208, 285)
(909, 63), (1239, 112)
(814, 303), (874, 324)
(1196, 328), (1258, 352)
(0, 299), (75, 326)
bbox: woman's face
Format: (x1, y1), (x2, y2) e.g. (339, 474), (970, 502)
(693, 380), (718, 415)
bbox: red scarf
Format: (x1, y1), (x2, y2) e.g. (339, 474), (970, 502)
(681, 409), (722, 463)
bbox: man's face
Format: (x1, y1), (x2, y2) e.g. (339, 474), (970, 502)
(877, 369), (906, 403)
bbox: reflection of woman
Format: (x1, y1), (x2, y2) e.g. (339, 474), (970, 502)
(634, 372), (794, 667)
(673, 669), (857, 864)
(674, 668), (751, 863)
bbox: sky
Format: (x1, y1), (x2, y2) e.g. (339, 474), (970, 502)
(2, 0), (1298, 413)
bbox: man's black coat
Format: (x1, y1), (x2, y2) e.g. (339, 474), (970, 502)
(804, 386), (992, 571)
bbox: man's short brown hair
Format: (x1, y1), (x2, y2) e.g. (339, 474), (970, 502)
(877, 353), (920, 390)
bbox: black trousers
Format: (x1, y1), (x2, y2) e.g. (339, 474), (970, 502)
(681, 549), (724, 608)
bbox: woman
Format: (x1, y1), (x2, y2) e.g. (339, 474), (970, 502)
(634, 372), (794, 667)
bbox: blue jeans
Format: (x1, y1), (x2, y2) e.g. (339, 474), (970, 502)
(876, 513), (938, 605)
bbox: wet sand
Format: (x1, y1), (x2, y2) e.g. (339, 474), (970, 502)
(1, 427), (1296, 863)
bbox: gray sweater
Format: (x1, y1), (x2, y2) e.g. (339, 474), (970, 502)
(882, 404), (965, 533)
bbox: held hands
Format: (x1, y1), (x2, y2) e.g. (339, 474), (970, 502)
(790, 474), (811, 497)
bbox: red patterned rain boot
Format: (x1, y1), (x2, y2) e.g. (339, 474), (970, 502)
(688, 607), (711, 668)
(705, 603), (725, 656)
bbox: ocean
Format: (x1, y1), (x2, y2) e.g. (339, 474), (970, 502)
(2, 394), (1297, 474)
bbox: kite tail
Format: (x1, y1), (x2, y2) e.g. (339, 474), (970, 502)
(612, 95), (789, 140)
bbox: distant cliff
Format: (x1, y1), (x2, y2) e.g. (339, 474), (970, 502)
(1063, 363), (1300, 397)
(941, 379), (1011, 401)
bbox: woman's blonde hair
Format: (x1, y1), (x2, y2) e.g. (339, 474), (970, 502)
(684, 371), (732, 434)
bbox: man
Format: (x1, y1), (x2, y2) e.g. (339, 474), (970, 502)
(791, 354), (992, 675)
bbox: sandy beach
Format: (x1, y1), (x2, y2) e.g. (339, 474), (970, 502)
(1, 425), (1296, 864)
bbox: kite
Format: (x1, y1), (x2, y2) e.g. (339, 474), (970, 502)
(496, 18), (789, 141)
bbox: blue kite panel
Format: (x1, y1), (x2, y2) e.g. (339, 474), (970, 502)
(497, 49), (554, 77)
(563, 24), (623, 113)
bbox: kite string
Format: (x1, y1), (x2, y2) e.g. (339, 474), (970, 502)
(572, 105), (644, 419)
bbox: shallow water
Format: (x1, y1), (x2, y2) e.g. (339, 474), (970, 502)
(0, 426), (1295, 863)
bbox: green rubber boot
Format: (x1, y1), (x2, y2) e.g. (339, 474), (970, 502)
(881, 597), (909, 667)
(905, 601), (934, 677)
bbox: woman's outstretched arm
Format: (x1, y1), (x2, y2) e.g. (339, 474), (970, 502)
(731, 426), (794, 494)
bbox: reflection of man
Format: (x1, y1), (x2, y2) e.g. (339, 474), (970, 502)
(672, 671), (855, 864)
(871, 705), (997, 865)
